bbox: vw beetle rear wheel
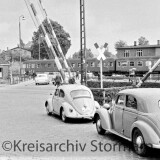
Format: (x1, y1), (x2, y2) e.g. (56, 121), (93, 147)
(96, 115), (105, 135)
(61, 108), (67, 122)
(133, 129), (147, 156)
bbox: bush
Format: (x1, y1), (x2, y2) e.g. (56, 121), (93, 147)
(88, 80), (160, 105)
(87, 80), (160, 88)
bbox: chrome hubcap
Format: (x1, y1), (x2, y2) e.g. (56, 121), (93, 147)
(96, 119), (101, 131)
(46, 106), (49, 113)
(62, 110), (66, 121)
(136, 136), (143, 148)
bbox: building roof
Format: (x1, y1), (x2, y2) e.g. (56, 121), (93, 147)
(0, 59), (9, 65)
(117, 44), (160, 50)
(23, 59), (54, 64)
(9, 47), (31, 52)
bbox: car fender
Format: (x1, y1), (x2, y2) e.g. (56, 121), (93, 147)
(131, 121), (160, 146)
(93, 108), (112, 130)
(94, 101), (100, 109)
(45, 98), (53, 112)
(60, 102), (75, 117)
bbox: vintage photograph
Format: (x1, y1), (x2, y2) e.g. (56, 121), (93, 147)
(1, 0), (160, 159)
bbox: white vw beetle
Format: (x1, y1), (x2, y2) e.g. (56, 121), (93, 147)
(45, 84), (100, 122)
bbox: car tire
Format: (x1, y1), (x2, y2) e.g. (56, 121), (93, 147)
(60, 108), (67, 122)
(46, 105), (52, 116)
(96, 115), (106, 135)
(132, 129), (147, 156)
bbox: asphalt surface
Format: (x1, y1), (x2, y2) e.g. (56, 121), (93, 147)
(0, 80), (160, 160)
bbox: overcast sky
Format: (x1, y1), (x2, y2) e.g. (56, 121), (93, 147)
(1, 0), (160, 57)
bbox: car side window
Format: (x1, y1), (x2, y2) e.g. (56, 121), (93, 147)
(59, 89), (65, 98)
(126, 95), (137, 109)
(116, 95), (125, 106)
(54, 89), (59, 96)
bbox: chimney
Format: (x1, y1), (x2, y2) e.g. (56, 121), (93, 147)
(134, 41), (137, 46)
(7, 47), (9, 50)
(157, 40), (160, 45)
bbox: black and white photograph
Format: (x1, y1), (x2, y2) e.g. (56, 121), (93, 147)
(1, 0), (160, 159)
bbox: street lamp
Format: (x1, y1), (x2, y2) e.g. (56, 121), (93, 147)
(19, 15), (25, 75)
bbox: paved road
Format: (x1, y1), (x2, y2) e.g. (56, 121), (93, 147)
(0, 81), (159, 160)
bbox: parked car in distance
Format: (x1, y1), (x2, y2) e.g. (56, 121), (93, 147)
(93, 88), (160, 156)
(35, 74), (50, 85)
(45, 84), (100, 122)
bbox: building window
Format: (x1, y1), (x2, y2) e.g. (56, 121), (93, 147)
(118, 62), (121, 67)
(78, 63), (81, 67)
(137, 61), (143, 67)
(90, 62), (95, 67)
(121, 61), (128, 67)
(72, 63), (75, 67)
(86, 62), (88, 67)
(37, 64), (40, 68)
(130, 61), (134, 67)
(48, 63), (51, 68)
(31, 64), (35, 68)
(109, 62), (113, 67)
(28, 63), (31, 68)
(136, 49), (143, 57)
(54, 63), (57, 67)
(124, 50), (130, 57)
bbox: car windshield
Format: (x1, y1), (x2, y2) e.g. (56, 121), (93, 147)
(70, 90), (91, 99)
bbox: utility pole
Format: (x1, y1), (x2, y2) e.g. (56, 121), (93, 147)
(80, 0), (87, 85)
(39, 34), (41, 60)
(19, 15), (25, 75)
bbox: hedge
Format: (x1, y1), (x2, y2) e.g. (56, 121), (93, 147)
(87, 81), (160, 105)
(87, 81), (160, 88)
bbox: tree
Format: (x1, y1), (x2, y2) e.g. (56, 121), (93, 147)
(72, 48), (94, 59)
(114, 40), (127, 50)
(138, 36), (149, 45)
(31, 19), (71, 59)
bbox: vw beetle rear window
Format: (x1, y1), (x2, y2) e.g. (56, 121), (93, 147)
(70, 90), (91, 98)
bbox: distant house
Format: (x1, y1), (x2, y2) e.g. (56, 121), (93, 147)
(0, 59), (9, 79)
(0, 47), (32, 76)
(116, 40), (160, 59)
(2, 47), (32, 61)
(116, 40), (160, 75)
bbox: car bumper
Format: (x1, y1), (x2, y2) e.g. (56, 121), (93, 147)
(35, 81), (49, 84)
(68, 114), (94, 119)
(67, 111), (95, 120)
(150, 144), (160, 149)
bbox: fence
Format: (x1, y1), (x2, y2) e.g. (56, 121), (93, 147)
(10, 75), (32, 85)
